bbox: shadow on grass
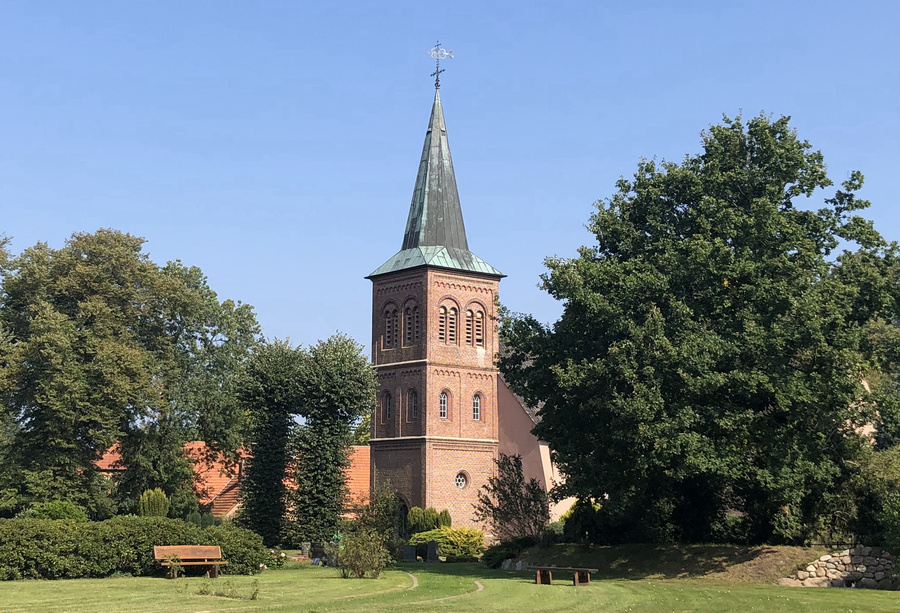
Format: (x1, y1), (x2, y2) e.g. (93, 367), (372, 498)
(401, 543), (799, 584)
(520, 543), (782, 580)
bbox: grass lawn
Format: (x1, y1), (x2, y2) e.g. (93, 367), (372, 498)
(0, 561), (897, 613)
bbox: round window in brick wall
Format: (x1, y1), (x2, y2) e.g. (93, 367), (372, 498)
(455, 472), (468, 489)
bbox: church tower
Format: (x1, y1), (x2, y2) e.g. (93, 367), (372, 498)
(367, 85), (504, 527)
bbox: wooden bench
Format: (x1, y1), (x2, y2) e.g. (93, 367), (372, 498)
(154, 545), (228, 578)
(528, 565), (599, 586)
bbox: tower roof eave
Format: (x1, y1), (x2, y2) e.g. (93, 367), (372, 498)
(366, 246), (505, 279)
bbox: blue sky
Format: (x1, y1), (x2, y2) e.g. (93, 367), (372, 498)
(2, 1), (898, 351)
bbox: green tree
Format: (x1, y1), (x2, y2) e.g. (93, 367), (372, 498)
(473, 453), (550, 542)
(501, 114), (899, 544)
(235, 340), (303, 546)
(0, 230), (258, 518)
(290, 335), (377, 544)
(138, 488), (170, 517)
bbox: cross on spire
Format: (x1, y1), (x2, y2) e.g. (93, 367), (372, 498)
(428, 41), (453, 88)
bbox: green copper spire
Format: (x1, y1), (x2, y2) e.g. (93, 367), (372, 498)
(368, 89), (503, 279)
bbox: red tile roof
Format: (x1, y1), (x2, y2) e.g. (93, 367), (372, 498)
(96, 443), (371, 517)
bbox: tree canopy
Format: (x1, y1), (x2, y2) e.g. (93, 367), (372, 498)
(501, 115), (900, 544)
(0, 229), (259, 517)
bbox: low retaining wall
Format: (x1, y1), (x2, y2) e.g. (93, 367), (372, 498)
(782, 547), (897, 589)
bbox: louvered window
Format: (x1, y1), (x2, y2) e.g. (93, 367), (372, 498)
(447, 308), (457, 343)
(475, 311), (484, 347)
(465, 310), (474, 345)
(438, 307), (447, 342)
(413, 307), (421, 341)
(404, 307), (413, 346)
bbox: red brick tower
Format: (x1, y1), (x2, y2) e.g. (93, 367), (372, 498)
(366, 85), (504, 527)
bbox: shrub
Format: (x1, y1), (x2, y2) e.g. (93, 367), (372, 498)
(338, 526), (391, 578)
(437, 509), (452, 527)
(16, 501), (88, 522)
(562, 499), (602, 544)
(407, 526), (484, 559)
(203, 523), (269, 575)
(0, 516), (268, 580)
(423, 508), (439, 532)
(407, 507), (426, 535)
(481, 535), (538, 569)
(138, 489), (170, 518)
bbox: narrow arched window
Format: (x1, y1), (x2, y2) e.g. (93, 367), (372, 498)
(474, 311), (484, 347)
(404, 307), (413, 346)
(447, 308), (458, 344)
(472, 394), (481, 421)
(392, 310), (399, 347)
(409, 389), (419, 420)
(384, 392), (393, 420)
(438, 306), (447, 342)
(385, 310), (393, 348)
(413, 307), (421, 342)
(439, 392), (448, 419)
(465, 310), (474, 345)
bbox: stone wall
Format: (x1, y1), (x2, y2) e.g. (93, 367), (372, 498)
(783, 547), (898, 589)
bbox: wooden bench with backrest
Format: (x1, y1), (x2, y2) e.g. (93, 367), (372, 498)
(154, 545), (228, 578)
(528, 565), (599, 586)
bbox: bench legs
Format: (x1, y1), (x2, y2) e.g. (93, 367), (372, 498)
(573, 570), (590, 586)
(535, 569), (553, 584)
(207, 564), (219, 579)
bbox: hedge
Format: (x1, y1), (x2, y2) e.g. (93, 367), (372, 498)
(0, 517), (269, 580)
(408, 526), (485, 559)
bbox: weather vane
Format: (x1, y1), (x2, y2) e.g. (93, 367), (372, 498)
(428, 41), (453, 88)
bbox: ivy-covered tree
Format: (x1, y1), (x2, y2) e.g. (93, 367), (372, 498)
(501, 114), (900, 544)
(236, 340), (304, 546)
(290, 335), (377, 544)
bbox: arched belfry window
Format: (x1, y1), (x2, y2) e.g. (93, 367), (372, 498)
(404, 307), (413, 346)
(438, 306), (447, 342)
(384, 306), (399, 349)
(409, 389), (419, 420)
(384, 391), (393, 421)
(475, 311), (484, 347)
(403, 304), (421, 346)
(472, 394), (481, 421)
(439, 392), (448, 419)
(465, 310), (474, 345)
(447, 308), (458, 344)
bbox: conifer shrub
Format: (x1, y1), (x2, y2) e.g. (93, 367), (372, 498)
(138, 489), (170, 518)
(406, 507), (426, 535)
(437, 509), (452, 527)
(422, 507), (439, 532)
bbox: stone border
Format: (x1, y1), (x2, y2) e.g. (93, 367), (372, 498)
(779, 547), (897, 589)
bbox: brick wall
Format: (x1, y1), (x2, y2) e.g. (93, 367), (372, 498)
(370, 265), (501, 528)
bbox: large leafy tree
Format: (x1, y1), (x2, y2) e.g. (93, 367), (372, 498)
(0, 229), (258, 517)
(501, 115), (899, 544)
